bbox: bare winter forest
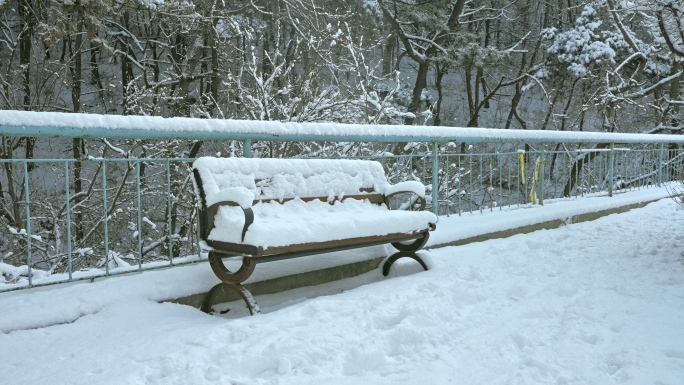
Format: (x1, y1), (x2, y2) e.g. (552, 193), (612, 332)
(1, 0), (683, 279)
(2, 0), (683, 131)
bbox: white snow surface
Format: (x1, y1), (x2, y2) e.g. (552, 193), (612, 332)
(205, 187), (255, 209)
(428, 186), (678, 247)
(384, 180), (426, 197)
(193, 157), (390, 203)
(4, 110), (684, 143)
(2, 192), (684, 384)
(210, 199), (436, 248)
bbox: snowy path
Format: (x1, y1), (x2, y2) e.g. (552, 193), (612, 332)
(2, 199), (684, 384)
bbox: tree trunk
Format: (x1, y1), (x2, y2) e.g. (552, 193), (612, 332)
(120, 12), (133, 115)
(170, 140), (203, 258)
(382, 31), (396, 76)
(2, 160), (23, 229)
(434, 65), (446, 126)
(71, 5), (85, 240)
(71, 7), (84, 113)
(209, 9), (220, 115)
(18, 0), (32, 110)
(670, 62), (680, 124)
(562, 143), (610, 197)
(406, 60), (429, 125)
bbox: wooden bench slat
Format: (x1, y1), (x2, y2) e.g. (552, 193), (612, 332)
(261, 231), (426, 256)
(254, 194), (385, 205)
(207, 230), (426, 258)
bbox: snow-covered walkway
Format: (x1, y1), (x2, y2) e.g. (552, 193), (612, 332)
(2, 198), (684, 384)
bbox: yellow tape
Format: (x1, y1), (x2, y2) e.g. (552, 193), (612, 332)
(530, 186), (536, 204)
(519, 152), (525, 185)
(529, 158), (545, 205)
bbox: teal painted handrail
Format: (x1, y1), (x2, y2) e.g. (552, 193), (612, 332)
(2, 110), (684, 144)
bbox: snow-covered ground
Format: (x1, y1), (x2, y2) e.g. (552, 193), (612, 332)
(2, 198), (684, 384)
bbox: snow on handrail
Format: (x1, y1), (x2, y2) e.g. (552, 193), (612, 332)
(2, 110), (684, 144)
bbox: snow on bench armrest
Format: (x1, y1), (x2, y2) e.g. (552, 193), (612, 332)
(206, 187), (254, 209)
(384, 181), (426, 198)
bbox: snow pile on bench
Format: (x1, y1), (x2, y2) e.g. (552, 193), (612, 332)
(193, 157), (437, 250)
(211, 199), (436, 248)
(193, 157), (391, 203)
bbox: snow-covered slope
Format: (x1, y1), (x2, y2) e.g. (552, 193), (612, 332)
(1, 198), (684, 384)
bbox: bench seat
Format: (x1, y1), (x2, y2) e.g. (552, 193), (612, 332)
(208, 198), (437, 249)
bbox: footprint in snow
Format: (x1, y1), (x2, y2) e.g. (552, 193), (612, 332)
(663, 348), (684, 360)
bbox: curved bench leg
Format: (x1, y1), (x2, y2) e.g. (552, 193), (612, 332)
(209, 252), (257, 284)
(382, 251), (429, 276)
(207, 252), (260, 315)
(391, 231), (429, 252)
(201, 282), (261, 315)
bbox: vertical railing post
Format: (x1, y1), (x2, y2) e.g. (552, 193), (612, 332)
(469, 153), (473, 212)
(445, 154), (450, 217)
(479, 154), (483, 213)
(167, 159), (174, 266)
(103, 160), (109, 275)
(488, 153), (493, 211)
(657, 143), (664, 187)
(608, 143), (615, 197)
(539, 146), (545, 206)
(196, 211), (202, 259)
(409, 153), (414, 182)
(432, 141), (439, 217)
(65, 161), (72, 281)
(457, 155), (462, 215)
(244, 139), (252, 158)
(498, 151), (503, 210)
(136, 160), (143, 270)
(517, 150), (522, 205)
(23, 161), (32, 288)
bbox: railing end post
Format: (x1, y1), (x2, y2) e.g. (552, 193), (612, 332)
(244, 139), (252, 158)
(608, 143), (615, 197)
(432, 142), (439, 217)
(539, 146), (545, 206)
(658, 143), (665, 188)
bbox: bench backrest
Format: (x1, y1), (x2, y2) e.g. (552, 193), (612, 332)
(192, 157), (391, 207)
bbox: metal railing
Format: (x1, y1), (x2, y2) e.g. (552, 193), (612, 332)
(2, 112), (684, 292)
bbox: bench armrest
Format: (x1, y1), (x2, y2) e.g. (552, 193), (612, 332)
(202, 202), (255, 243)
(384, 181), (427, 211)
(198, 187), (255, 243)
(206, 187), (255, 209)
(384, 181), (426, 198)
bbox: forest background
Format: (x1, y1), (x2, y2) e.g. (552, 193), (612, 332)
(0, 0), (684, 158)
(2, 0), (684, 139)
(1, 0), (684, 275)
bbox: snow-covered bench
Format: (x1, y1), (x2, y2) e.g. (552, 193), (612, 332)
(192, 157), (437, 314)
